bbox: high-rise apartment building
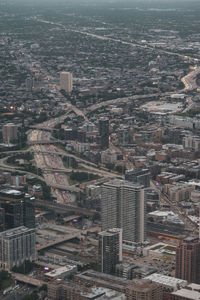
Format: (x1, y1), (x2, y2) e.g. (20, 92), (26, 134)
(101, 180), (146, 243)
(0, 189), (35, 231)
(60, 72), (73, 92)
(99, 117), (109, 149)
(26, 76), (34, 91)
(125, 279), (163, 300)
(2, 123), (18, 144)
(0, 226), (36, 270)
(176, 237), (200, 284)
(125, 168), (150, 188)
(98, 228), (122, 275)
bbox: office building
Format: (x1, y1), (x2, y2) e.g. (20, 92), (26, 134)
(99, 117), (109, 149)
(116, 262), (136, 280)
(0, 226), (36, 270)
(145, 273), (188, 300)
(101, 180), (146, 243)
(125, 279), (162, 300)
(75, 270), (130, 293)
(0, 208), (5, 232)
(176, 237), (200, 283)
(0, 189), (35, 231)
(2, 123), (18, 144)
(125, 168), (150, 188)
(98, 228), (122, 275)
(48, 281), (126, 300)
(26, 76), (34, 91)
(60, 72), (73, 92)
(171, 283), (200, 300)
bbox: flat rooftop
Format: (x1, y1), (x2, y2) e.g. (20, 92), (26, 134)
(145, 273), (187, 290)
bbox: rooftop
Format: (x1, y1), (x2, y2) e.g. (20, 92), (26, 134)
(0, 226), (34, 238)
(145, 273), (187, 290)
(45, 265), (76, 278)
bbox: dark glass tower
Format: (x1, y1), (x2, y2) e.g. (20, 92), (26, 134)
(98, 228), (122, 275)
(99, 117), (109, 149)
(0, 189), (35, 231)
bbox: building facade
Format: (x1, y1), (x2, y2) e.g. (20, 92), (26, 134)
(125, 279), (163, 300)
(0, 189), (35, 231)
(101, 180), (146, 243)
(2, 123), (18, 144)
(125, 168), (150, 188)
(176, 237), (200, 284)
(99, 117), (109, 149)
(98, 228), (122, 275)
(0, 226), (36, 270)
(60, 72), (73, 92)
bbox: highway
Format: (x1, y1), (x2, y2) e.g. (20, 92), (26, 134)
(36, 232), (80, 250)
(11, 273), (45, 288)
(36, 18), (199, 63)
(35, 199), (96, 216)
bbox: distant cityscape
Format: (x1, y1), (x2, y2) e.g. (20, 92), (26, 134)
(0, 0), (200, 299)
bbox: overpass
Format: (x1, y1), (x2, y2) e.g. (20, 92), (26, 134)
(35, 200), (97, 216)
(29, 126), (61, 132)
(37, 232), (80, 250)
(49, 183), (81, 193)
(12, 272), (45, 287)
(28, 140), (63, 145)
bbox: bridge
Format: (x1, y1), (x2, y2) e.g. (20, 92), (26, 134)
(37, 232), (80, 250)
(49, 183), (81, 193)
(28, 140), (63, 145)
(29, 126), (60, 132)
(12, 272), (45, 287)
(35, 200), (97, 216)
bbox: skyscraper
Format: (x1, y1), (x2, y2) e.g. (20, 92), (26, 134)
(125, 279), (162, 300)
(0, 189), (35, 231)
(0, 226), (36, 270)
(99, 117), (109, 149)
(60, 72), (73, 92)
(101, 180), (146, 243)
(98, 228), (122, 275)
(175, 237), (200, 283)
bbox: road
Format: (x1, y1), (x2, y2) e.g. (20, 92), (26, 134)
(150, 180), (197, 232)
(35, 199), (96, 216)
(36, 18), (199, 63)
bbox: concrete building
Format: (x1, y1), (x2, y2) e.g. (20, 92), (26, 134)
(2, 123), (18, 144)
(163, 184), (194, 203)
(101, 180), (146, 243)
(0, 226), (36, 270)
(48, 282), (126, 300)
(98, 228), (122, 275)
(101, 149), (117, 165)
(171, 283), (200, 300)
(115, 262), (136, 280)
(26, 76), (34, 92)
(176, 237), (200, 283)
(60, 72), (73, 92)
(45, 265), (77, 279)
(145, 273), (188, 300)
(75, 270), (130, 293)
(125, 279), (163, 300)
(125, 168), (150, 188)
(183, 136), (200, 151)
